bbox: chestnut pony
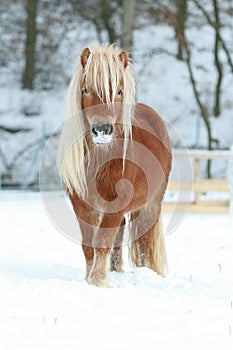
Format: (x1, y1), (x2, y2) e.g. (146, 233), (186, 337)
(58, 44), (172, 287)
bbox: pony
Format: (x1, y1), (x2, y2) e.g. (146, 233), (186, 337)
(58, 44), (172, 287)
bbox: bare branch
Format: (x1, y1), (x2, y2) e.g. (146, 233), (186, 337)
(0, 126), (31, 133)
(10, 130), (60, 168)
(192, 0), (233, 73)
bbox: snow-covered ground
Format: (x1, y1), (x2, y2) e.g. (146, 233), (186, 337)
(0, 192), (233, 350)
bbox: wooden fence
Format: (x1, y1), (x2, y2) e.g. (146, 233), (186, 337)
(164, 149), (231, 213)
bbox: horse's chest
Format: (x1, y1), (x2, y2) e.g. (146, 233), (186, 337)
(86, 159), (148, 212)
(89, 162), (123, 200)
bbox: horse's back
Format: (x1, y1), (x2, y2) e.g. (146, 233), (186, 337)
(134, 103), (169, 142)
(133, 103), (172, 181)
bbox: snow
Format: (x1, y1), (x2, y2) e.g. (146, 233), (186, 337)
(0, 192), (233, 350)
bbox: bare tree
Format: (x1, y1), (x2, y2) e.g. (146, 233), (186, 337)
(175, 0), (187, 60)
(99, 0), (119, 43)
(213, 0), (223, 117)
(192, 0), (233, 73)
(69, 0), (122, 44)
(22, 0), (39, 90)
(183, 38), (213, 177)
(146, 0), (188, 60)
(191, 0), (233, 118)
(121, 0), (136, 52)
(35, 0), (77, 89)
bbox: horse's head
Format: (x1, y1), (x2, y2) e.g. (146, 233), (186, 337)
(59, 45), (135, 196)
(79, 45), (135, 145)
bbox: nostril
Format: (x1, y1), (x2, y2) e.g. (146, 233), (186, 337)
(92, 124), (113, 136)
(92, 126), (98, 136)
(103, 124), (113, 135)
(105, 124), (113, 135)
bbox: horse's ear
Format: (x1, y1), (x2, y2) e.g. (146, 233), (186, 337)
(80, 47), (91, 68)
(119, 50), (128, 68)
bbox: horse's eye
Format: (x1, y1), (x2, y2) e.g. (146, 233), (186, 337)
(117, 89), (122, 96)
(84, 87), (89, 94)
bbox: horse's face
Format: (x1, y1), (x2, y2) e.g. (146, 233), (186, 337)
(81, 84), (123, 145)
(80, 47), (128, 145)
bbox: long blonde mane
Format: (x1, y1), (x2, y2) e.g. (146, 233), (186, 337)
(58, 44), (136, 197)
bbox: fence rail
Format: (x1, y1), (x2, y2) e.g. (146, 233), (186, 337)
(164, 149), (231, 213)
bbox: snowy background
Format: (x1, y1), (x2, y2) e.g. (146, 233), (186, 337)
(1, 0), (233, 188)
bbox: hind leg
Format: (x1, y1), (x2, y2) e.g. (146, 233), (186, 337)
(136, 229), (154, 268)
(110, 218), (125, 272)
(135, 208), (156, 268)
(130, 209), (153, 268)
(130, 206), (166, 275)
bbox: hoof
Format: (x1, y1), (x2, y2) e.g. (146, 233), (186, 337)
(110, 266), (124, 272)
(87, 276), (112, 288)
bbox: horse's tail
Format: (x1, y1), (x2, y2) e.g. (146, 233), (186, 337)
(128, 214), (167, 277)
(149, 216), (168, 276)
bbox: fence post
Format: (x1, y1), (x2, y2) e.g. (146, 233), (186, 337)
(228, 145), (233, 226)
(194, 157), (200, 204)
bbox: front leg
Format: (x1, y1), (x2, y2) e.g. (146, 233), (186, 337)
(69, 192), (99, 281)
(79, 221), (99, 281)
(82, 244), (94, 279)
(87, 247), (111, 287)
(88, 212), (124, 287)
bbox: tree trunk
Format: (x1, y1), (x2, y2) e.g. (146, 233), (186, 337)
(184, 38), (213, 178)
(121, 0), (136, 52)
(100, 0), (118, 44)
(213, 0), (223, 117)
(175, 0), (187, 60)
(22, 0), (38, 90)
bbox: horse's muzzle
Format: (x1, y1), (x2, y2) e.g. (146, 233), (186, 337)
(91, 123), (113, 145)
